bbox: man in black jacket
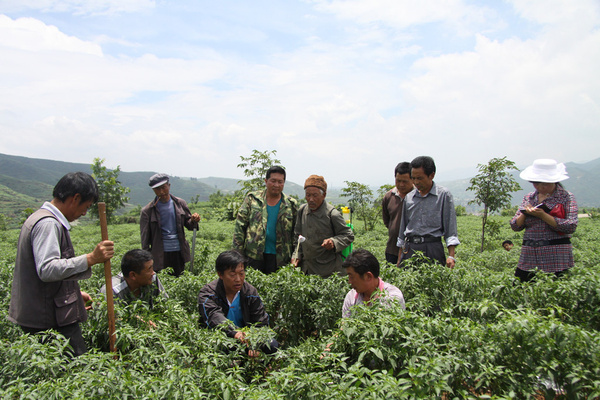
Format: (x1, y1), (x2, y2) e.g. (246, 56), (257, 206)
(197, 250), (278, 355)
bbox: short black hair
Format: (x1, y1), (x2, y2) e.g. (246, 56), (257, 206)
(53, 172), (99, 204)
(121, 249), (153, 277)
(342, 249), (380, 278)
(410, 156), (436, 176)
(502, 240), (513, 246)
(394, 162), (411, 177)
(266, 165), (286, 181)
(215, 250), (246, 274)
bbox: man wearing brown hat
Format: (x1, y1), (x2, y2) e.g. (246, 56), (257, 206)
(140, 173), (200, 276)
(291, 175), (354, 278)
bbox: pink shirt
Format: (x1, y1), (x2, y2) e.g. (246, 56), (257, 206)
(342, 278), (405, 318)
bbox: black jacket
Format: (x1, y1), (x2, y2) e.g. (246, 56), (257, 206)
(197, 279), (269, 338)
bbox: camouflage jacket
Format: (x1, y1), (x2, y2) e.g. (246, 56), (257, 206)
(233, 190), (298, 266)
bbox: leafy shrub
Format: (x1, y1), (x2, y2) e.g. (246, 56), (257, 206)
(1, 215), (600, 398)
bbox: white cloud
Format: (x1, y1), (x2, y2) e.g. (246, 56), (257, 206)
(398, 23), (600, 175)
(508, 0), (600, 26)
(0, 15), (102, 54)
(0, 1), (598, 187)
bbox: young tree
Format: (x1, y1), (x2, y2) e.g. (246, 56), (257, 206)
(341, 181), (374, 231)
(237, 150), (282, 194)
(455, 205), (467, 217)
(190, 194), (201, 206)
(89, 157), (131, 223)
(467, 156), (521, 252)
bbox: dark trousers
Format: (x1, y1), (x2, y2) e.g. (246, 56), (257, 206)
(21, 322), (87, 357)
(385, 252), (399, 265)
(399, 241), (446, 267)
(248, 253), (278, 274)
(164, 251), (186, 277)
(261, 338), (279, 354)
(515, 267), (568, 283)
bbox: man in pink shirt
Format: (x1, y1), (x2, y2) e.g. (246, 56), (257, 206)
(342, 249), (405, 318)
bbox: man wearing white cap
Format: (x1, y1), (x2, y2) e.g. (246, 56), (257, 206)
(510, 159), (578, 282)
(140, 173), (200, 276)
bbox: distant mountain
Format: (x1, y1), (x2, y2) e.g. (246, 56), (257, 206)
(0, 182), (44, 222)
(0, 153), (312, 222)
(1, 153), (598, 223)
(0, 153), (226, 208)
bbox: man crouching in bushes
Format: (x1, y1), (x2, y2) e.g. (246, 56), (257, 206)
(323, 249), (406, 357)
(100, 249), (168, 307)
(198, 250), (278, 356)
(342, 249), (405, 317)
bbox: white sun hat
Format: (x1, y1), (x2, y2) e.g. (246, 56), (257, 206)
(519, 159), (569, 183)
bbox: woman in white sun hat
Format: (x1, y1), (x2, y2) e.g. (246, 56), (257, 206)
(510, 159), (578, 282)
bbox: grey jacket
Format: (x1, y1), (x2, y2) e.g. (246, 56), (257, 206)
(293, 202), (354, 278)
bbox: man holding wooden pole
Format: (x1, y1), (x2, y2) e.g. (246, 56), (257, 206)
(8, 172), (114, 356)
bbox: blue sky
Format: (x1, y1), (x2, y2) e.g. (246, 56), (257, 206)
(0, 0), (598, 187)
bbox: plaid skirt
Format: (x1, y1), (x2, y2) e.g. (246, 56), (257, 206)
(517, 243), (573, 273)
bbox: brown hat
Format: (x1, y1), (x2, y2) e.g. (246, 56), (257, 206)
(304, 175), (327, 192)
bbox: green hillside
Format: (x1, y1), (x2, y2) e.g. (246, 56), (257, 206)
(0, 174), (53, 200)
(0, 153), (219, 211)
(0, 154), (90, 186)
(1, 152), (599, 227)
(0, 183), (42, 224)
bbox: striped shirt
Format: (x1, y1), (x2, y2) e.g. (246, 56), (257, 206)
(101, 273), (168, 307)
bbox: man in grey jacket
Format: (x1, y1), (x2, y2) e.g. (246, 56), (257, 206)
(292, 175), (354, 278)
(8, 172), (114, 356)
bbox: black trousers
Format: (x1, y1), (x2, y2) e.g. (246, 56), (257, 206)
(21, 322), (87, 357)
(164, 251), (186, 277)
(399, 241), (446, 267)
(385, 252), (399, 265)
(247, 253), (278, 274)
(515, 267), (568, 283)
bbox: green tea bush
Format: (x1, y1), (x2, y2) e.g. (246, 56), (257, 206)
(250, 265), (347, 346)
(1, 215), (600, 398)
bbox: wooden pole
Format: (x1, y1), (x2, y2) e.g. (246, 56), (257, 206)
(190, 227), (197, 274)
(98, 202), (117, 354)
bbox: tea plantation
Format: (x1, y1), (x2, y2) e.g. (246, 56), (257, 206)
(1, 215), (599, 399)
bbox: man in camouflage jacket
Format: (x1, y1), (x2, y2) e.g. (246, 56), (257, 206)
(233, 166), (298, 274)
